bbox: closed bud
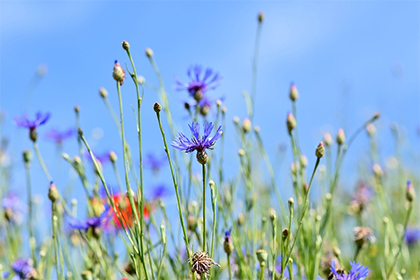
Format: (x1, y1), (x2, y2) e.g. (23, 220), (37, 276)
(74, 105), (80, 113)
(406, 180), (415, 202)
(268, 208), (277, 222)
(154, 102), (162, 113)
(222, 106), (227, 114)
(137, 76), (145, 85)
(187, 216), (197, 231)
(254, 126), (260, 133)
(286, 113), (296, 135)
(336, 129), (345, 145)
(112, 60), (125, 85)
(242, 118), (252, 133)
(238, 149), (245, 157)
(145, 48), (153, 58)
(373, 164), (383, 177)
(282, 228), (289, 239)
(73, 156), (82, 167)
(78, 128), (83, 136)
(288, 197), (294, 208)
(237, 213), (244, 226)
(23, 150), (32, 165)
(99, 87), (108, 98)
(216, 99), (222, 107)
(289, 83), (299, 101)
(184, 102), (191, 111)
(29, 129), (38, 142)
(233, 116), (240, 124)
(193, 90), (203, 102)
(256, 249), (268, 265)
(366, 123), (376, 136)
(48, 182), (59, 203)
(333, 246), (341, 258)
(324, 133), (332, 146)
(315, 142), (325, 158)
(373, 112), (380, 120)
(109, 151), (117, 163)
(258, 11), (264, 23)
(300, 155), (308, 168)
(224, 229), (234, 254)
(122, 40), (130, 51)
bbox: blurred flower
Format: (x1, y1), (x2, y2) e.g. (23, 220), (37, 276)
(3, 258), (37, 279)
(354, 227), (376, 247)
(350, 181), (373, 214)
(190, 251), (220, 277)
(69, 205), (111, 231)
(144, 153), (166, 173)
(405, 227), (420, 245)
(2, 193), (26, 223)
(14, 112), (50, 141)
(149, 184), (169, 201)
(175, 65), (220, 101)
(269, 255), (298, 279)
(330, 260), (370, 280)
(84, 150), (111, 165)
(172, 122), (222, 164)
(224, 228), (234, 254)
(45, 128), (74, 144)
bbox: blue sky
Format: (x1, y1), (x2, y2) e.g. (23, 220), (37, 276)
(0, 1), (419, 212)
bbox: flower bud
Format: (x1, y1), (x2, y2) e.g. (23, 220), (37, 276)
(336, 129), (345, 145)
(286, 113), (296, 135)
(237, 213), (244, 226)
(258, 11), (264, 23)
(222, 106), (227, 114)
(233, 116), (240, 124)
(256, 249), (268, 266)
(238, 149), (245, 157)
(78, 128), (83, 136)
(48, 182), (59, 203)
(216, 99), (222, 107)
(315, 142), (325, 158)
(406, 180), (415, 202)
(300, 155), (308, 168)
(373, 112), (380, 120)
(323, 133), (332, 147)
(74, 105), (80, 113)
(354, 226), (376, 247)
(288, 197), (294, 208)
(23, 150), (32, 165)
(109, 151), (117, 163)
(242, 118), (252, 133)
(282, 228), (289, 240)
(366, 123), (376, 136)
(193, 90), (203, 102)
(224, 229), (234, 255)
(99, 87), (108, 98)
(154, 102), (162, 113)
(112, 60), (125, 85)
(122, 40), (130, 51)
(289, 83), (299, 101)
(200, 104), (210, 116)
(333, 246), (341, 258)
(268, 208), (277, 222)
(373, 164), (383, 177)
(254, 126), (260, 133)
(137, 76), (145, 85)
(145, 48), (153, 58)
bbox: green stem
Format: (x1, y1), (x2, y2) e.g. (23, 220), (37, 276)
(227, 254), (232, 280)
(250, 18), (263, 122)
(25, 164), (36, 266)
(210, 182), (217, 258)
(33, 142), (52, 181)
(202, 163), (207, 252)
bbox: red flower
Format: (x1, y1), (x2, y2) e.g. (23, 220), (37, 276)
(109, 194), (150, 229)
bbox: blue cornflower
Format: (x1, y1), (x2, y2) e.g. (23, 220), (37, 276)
(45, 128), (74, 144)
(6, 258), (36, 279)
(14, 112), (50, 142)
(175, 65), (221, 101)
(69, 205), (111, 231)
(328, 260), (370, 280)
(2, 193), (26, 223)
(85, 150), (111, 165)
(149, 184), (169, 200)
(172, 122), (223, 164)
(405, 227), (420, 245)
(271, 255), (298, 279)
(144, 153), (166, 173)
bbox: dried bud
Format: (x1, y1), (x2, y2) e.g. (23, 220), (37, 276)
(48, 182), (59, 203)
(289, 82), (299, 101)
(112, 60), (125, 85)
(286, 113), (296, 135)
(109, 151), (117, 163)
(145, 48), (153, 58)
(282, 228), (289, 239)
(256, 249), (268, 265)
(336, 129), (345, 145)
(196, 150), (209, 165)
(406, 180), (415, 202)
(258, 11), (264, 23)
(99, 87), (108, 98)
(315, 142), (325, 158)
(324, 133), (333, 146)
(242, 118), (252, 133)
(354, 226), (376, 247)
(190, 251), (220, 277)
(122, 40), (130, 51)
(23, 150), (32, 165)
(154, 102), (162, 113)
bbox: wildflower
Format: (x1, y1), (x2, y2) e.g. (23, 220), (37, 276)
(175, 65), (221, 102)
(144, 153), (166, 173)
(112, 60), (125, 85)
(190, 251), (220, 278)
(271, 255), (298, 279)
(69, 205), (111, 231)
(2, 193), (26, 223)
(7, 258), (37, 279)
(354, 227), (376, 248)
(350, 181), (373, 214)
(45, 128), (74, 144)
(14, 112), (50, 142)
(172, 122), (223, 165)
(405, 227), (420, 245)
(149, 184), (169, 200)
(330, 260), (370, 280)
(256, 249), (268, 266)
(224, 228), (234, 254)
(406, 180), (415, 202)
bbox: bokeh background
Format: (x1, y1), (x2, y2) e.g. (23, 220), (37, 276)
(0, 1), (419, 217)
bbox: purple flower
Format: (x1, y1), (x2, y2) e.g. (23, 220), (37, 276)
(144, 153), (166, 173)
(10, 258), (35, 279)
(329, 260), (370, 280)
(2, 193), (26, 223)
(175, 65), (220, 100)
(45, 128), (74, 144)
(69, 205), (111, 231)
(14, 112), (50, 130)
(172, 122), (222, 164)
(405, 227), (420, 245)
(14, 112), (50, 141)
(271, 255), (298, 279)
(149, 184), (169, 200)
(85, 150), (111, 165)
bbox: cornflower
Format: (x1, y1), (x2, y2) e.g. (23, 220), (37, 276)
(14, 112), (50, 142)
(172, 122), (222, 164)
(45, 128), (74, 144)
(2, 193), (26, 223)
(2, 258), (37, 279)
(175, 65), (221, 101)
(144, 153), (166, 173)
(405, 227), (420, 245)
(69, 205), (111, 231)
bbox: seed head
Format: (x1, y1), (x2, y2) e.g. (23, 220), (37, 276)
(190, 251), (220, 278)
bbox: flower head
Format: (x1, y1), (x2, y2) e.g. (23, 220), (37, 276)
(2, 193), (26, 223)
(14, 112), (50, 141)
(69, 205), (111, 231)
(144, 153), (166, 173)
(354, 226), (375, 248)
(405, 227), (420, 245)
(9, 258), (36, 279)
(113, 60), (125, 85)
(172, 122), (222, 164)
(45, 128), (74, 144)
(330, 260), (370, 280)
(175, 65), (221, 101)
(224, 228), (234, 254)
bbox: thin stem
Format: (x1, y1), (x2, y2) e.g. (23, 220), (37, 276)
(210, 182), (217, 258)
(33, 142), (52, 181)
(202, 163), (207, 252)
(25, 164), (36, 266)
(250, 19), (263, 122)
(227, 254), (232, 280)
